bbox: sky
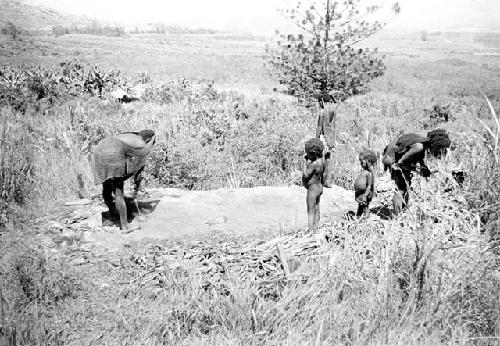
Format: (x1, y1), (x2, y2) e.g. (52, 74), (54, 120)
(27, 0), (500, 34)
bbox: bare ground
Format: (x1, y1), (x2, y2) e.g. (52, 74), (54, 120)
(45, 185), (358, 250)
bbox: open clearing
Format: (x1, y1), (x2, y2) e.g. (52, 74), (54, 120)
(62, 185), (357, 249)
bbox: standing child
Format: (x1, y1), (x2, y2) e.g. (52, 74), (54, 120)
(354, 149), (377, 218)
(302, 138), (327, 231)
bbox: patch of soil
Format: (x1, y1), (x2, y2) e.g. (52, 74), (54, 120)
(40, 185), (357, 250)
(135, 185), (356, 240)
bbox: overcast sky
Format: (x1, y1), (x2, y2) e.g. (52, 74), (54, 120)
(27, 0), (499, 33)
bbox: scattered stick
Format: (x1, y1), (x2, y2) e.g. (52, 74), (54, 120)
(65, 198), (92, 206)
(122, 224), (141, 234)
(315, 319), (324, 346)
(276, 243), (291, 281)
(134, 199), (143, 229)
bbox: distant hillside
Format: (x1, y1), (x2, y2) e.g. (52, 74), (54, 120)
(0, 0), (90, 31)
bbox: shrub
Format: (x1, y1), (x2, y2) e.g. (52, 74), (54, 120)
(0, 85), (31, 113)
(142, 78), (218, 105)
(146, 139), (217, 189)
(423, 103), (452, 129)
(52, 25), (70, 37)
(1, 22), (21, 40)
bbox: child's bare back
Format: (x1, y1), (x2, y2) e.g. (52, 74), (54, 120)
(302, 157), (326, 188)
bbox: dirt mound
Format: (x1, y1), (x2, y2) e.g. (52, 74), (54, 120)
(43, 185), (357, 248)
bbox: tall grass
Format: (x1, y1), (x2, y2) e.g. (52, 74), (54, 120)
(0, 66), (499, 345)
(0, 109), (36, 228)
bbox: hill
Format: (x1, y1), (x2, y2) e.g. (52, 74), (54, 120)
(0, 0), (90, 31)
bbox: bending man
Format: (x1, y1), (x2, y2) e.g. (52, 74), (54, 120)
(93, 130), (156, 231)
(383, 129), (450, 215)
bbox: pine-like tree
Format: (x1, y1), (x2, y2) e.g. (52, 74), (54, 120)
(266, 0), (400, 106)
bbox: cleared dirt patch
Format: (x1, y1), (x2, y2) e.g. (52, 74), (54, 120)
(133, 185), (356, 240)
(49, 185), (357, 250)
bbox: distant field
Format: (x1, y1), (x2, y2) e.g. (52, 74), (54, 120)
(1, 31), (500, 96)
(0, 33), (273, 93)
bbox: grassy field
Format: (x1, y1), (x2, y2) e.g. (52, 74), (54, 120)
(2, 30), (500, 94)
(0, 29), (499, 345)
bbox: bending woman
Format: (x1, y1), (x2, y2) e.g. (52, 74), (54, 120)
(93, 130), (156, 231)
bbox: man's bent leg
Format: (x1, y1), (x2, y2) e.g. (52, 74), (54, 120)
(132, 166), (145, 198)
(113, 179), (129, 230)
(393, 189), (404, 215)
(102, 180), (116, 218)
(392, 168), (410, 215)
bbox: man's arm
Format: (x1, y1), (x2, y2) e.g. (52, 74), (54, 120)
(398, 142), (424, 167)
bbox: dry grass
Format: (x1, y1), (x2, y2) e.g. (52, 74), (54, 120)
(3, 173), (497, 345)
(1, 31), (500, 345)
(1, 94), (498, 345)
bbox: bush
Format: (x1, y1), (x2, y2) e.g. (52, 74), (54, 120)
(0, 85), (32, 113)
(142, 78), (218, 105)
(51, 23), (126, 37)
(423, 103), (451, 129)
(147, 139), (220, 189)
(52, 25), (70, 37)
(1, 22), (21, 40)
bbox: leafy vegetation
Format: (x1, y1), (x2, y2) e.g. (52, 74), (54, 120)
(266, 0), (400, 104)
(52, 22), (126, 37)
(1, 22), (22, 40)
(0, 27), (499, 345)
(0, 62), (124, 111)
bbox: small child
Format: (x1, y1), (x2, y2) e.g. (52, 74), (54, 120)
(302, 138), (327, 231)
(354, 148), (377, 218)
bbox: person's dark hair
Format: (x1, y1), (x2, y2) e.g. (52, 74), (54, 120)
(305, 138), (324, 159)
(426, 128), (451, 157)
(316, 89), (333, 103)
(382, 144), (395, 172)
(360, 148), (378, 166)
(139, 129), (155, 143)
